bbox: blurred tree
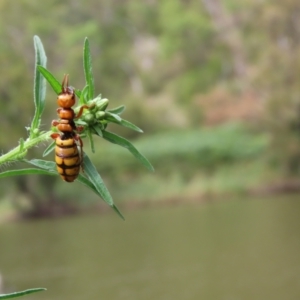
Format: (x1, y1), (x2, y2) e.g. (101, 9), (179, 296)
(157, 0), (229, 102)
(201, 0), (247, 79)
(250, 0), (300, 175)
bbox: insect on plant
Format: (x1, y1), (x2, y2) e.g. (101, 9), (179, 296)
(51, 74), (90, 182)
(0, 36), (154, 221)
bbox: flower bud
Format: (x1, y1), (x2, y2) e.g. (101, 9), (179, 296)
(33, 128), (39, 135)
(83, 113), (95, 124)
(96, 111), (106, 120)
(96, 98), (109, 111)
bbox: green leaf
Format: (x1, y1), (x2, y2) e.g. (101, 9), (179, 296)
(92, 125), (103, 137)
(0, 288), (46, 299)
(25, 159), (57, 172)
(37, 65), (61, 94)
(111, 204), (125, 221)
(74, 89), (82, 99)
(102, 131), (154, 171)
(43, 141), (55, 157)
(77, 173), (99, 193)
(75, 119), (88, 126)
(79, 84), (89, 105)
(107, 105), (126, 115)
(108, 118), (143, 133)
(105, 112), (122, 122)
(83, 38), (94, 100)
(86, 129), (95, 153)
(82, 154), (124, 220)
(0, 168), (56, 179)
(76, 89), (82, 98)
(82, 154), (113, 205)
(31, 36), (47, 138)
(78, 173), (124, 220)
(119, 119), (143, 132)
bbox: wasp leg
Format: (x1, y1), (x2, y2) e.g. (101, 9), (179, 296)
(52, 120), (59, 127)
(75, 105), (90, 119)
(76, 125), (84, 132)
(51, 133), (60, 140)
(74, 134), (84, 172)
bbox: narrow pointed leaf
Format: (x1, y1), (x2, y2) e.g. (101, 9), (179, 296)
(26, 159), (57, 172)
(75, 117), (88, 124)
(77, 174), (109, 202)
(0, 288), (46, 299)
(87, 129), (95, 153)
(43, 141), (55, 157)
(75, 89), (82, 99)
(79, 85), (89, 105)
(37, 65), (61, 94)
(83, 38), (94, 99)
(77, 173), (99, 193)
(31, 36), (47, 137)
(0, 168), (56, 179)
(107, 105), (126, 115)
(120, 119), (143, 132)
(112, 204), (125, 220)
(109, 118), (143, 133)
(77, 174), (125, 220)
(92, 125), (103, 137)
(76, 89), (82, 98)
(82, 154), (113, 205)
(82, 154), (124, 219)
(102, 131), (154, 171)
(105, 112), (122, 122)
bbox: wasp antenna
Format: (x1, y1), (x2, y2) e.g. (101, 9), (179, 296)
(65, 74), (69, 87)
(61, 74), (69, 93)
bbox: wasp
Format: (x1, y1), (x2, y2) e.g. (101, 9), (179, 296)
(51, 75), (88, 182)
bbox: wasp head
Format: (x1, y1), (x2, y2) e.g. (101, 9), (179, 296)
(57, 74), (75, 108)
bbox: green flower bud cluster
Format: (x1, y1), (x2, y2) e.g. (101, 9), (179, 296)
(79, 97), (109, 126)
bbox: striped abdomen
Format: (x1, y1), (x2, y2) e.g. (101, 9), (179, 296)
(55, 135), (82, 183)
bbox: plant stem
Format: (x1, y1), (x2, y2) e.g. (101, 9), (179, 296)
(0, 131), (52, 166)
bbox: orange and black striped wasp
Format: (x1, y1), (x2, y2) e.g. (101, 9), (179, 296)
(51, 75), (89, 182)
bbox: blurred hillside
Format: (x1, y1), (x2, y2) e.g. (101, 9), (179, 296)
(0, 0), (300, 217)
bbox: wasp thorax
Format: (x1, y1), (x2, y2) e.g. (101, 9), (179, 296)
(57, 93), (75, 108)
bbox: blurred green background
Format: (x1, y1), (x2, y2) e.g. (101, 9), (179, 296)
(1, 1), (300, 299)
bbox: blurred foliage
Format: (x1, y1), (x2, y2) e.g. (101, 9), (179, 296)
(93, 122), (269, 177)
(246, 0), (300, 175)
(0, 0), (299, 215)
(86, 123), (270, 202)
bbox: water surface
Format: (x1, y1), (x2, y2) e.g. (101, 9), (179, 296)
(1, 196), (300, 299)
